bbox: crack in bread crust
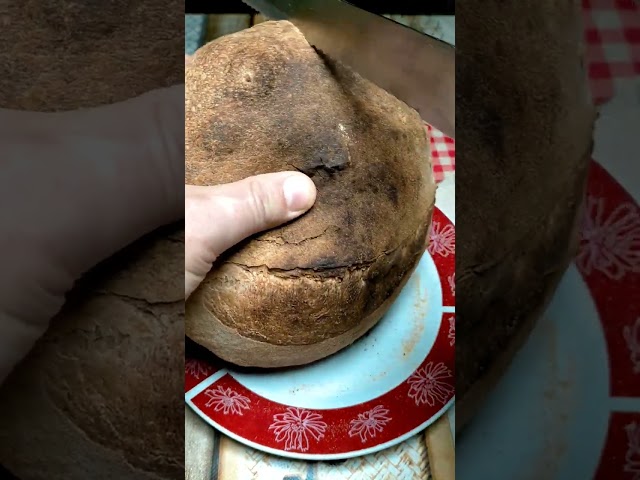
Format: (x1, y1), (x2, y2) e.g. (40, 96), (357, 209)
(194, 220), (430, 347)
(185, 20), (436, 365)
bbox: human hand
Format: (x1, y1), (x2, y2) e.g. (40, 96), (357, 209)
(0, 85), (184, 384)
(185, 172), (317, 298)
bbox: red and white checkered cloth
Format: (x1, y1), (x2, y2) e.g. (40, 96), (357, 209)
(584, 0), (640, 104)
(426, 124), (455, 183)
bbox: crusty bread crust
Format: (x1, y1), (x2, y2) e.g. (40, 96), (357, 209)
(188, 222), (429, 367)
(185, 21), (436, 366)
(455, 0), (595, 412)
(188, 250), (423, 368)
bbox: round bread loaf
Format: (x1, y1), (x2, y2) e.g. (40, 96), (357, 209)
(455, 0), (596, 431)
(0, 0), (184, 478)
(185, 21), (436, 368)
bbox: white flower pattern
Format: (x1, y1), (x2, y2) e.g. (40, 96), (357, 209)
(348, 405), (391, 443)
(203, 386), (251, 415)
(625, 422), (640, 479)
(623, 317), (640, 374)
(448, 272), (455, 297)
(448, 317), (455, 347)
(577, 196), (640, 280)
(427, 221), (455, 257)
(185, 359), (210, 380)
(269, 407), (328, 452)
(407, 362), (454, 407)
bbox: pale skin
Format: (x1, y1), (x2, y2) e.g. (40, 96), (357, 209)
(0, 84), (316, 384)
(185, 173), (317, 298)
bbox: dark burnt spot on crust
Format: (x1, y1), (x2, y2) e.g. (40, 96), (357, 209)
(350, 106), (377, 137)
(309, 255), (342, 270)
(313, 46), (348, 80)
(385, 184), (399, 205)
(205, 120), (243, 156)
(236, 66), (277, 100)
(314, 48), (377, 137)
(365, 162), (402, 207)
(344, 210), (355, 229)
(276, 57), (317, 92)
(363, 285), (381, 313)
(297, 145), (350, 178)
(359, 226), (425, 316)
(282, 127), (351, 178)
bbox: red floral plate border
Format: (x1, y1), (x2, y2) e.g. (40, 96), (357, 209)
(185, 206), (455, 459)
(583, 161), (640, 479)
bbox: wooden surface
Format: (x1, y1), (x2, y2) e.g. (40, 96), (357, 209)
(185, 406), (217, 480)
(425, 415), (455, 480)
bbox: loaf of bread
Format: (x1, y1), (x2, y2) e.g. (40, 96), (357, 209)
(185, 21), (436, 368)
(0, 1), (184, 478)
(456, 0), (596, 430)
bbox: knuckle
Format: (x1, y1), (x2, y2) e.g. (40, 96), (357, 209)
(245, 179), (271, 225)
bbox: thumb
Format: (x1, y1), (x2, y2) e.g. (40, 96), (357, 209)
(185, 171), (316, 297)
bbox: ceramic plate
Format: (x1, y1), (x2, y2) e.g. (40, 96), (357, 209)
(185, 176), (456, 460)
(457, 79), (640, 479)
